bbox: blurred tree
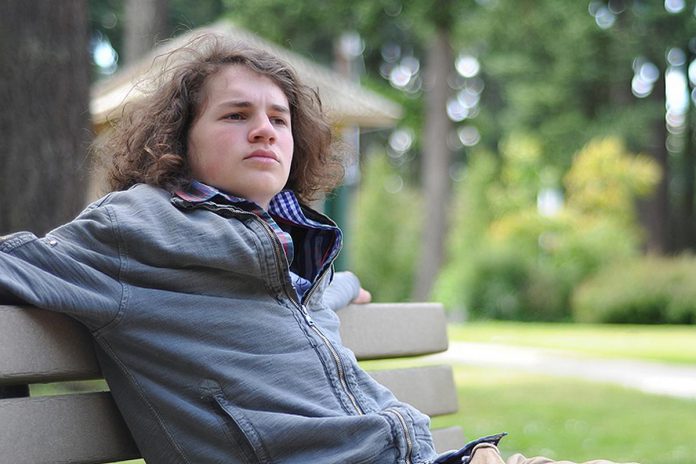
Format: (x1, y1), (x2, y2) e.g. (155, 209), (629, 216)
(411, 0), (457, 301)
(606, 1), (696, 252)
(459, 0), (696, 253)
(123, 0), (169, 64)
(0, 0), (92, 235)
(89, 0), (225, 73)
(457, 1), (644, 172)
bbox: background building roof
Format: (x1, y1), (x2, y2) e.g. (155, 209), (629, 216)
(90, 21), (403, 130)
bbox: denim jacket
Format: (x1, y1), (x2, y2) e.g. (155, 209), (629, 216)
(0, 184), (438, 464)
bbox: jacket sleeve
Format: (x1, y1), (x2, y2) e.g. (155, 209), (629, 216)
(322, 271), (361, 311)
(0, 196), (124, 332)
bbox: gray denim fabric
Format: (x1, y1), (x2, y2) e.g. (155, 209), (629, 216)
(0, 184), (437, 464)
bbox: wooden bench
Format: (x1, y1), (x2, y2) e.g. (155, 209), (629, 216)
(0, 303), (464, 463)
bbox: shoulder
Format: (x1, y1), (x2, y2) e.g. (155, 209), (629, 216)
(47, 184), (175, 245)
(87, 184), (181, 226)
(94, 184), (249, 251)
(91, 184), (170, 211)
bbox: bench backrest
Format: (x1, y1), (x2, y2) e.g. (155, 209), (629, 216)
(0, 303), (463, 463)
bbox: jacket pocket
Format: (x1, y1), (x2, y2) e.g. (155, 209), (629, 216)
(381, 407), (415, 464)
(201, 381), (271, 464)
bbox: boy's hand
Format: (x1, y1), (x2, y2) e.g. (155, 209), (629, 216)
(352, 288), (372, 304)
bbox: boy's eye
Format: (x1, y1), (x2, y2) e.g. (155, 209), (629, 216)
(271, 116), (289, 126)
(223, 113), (244, 120)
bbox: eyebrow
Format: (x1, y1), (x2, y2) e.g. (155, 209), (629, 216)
(217, 100), (290, 114)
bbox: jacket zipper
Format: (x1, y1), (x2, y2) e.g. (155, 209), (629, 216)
(300, 303), (364, 415)
(177, 201), (366, 416)
(254, 215), (365, 416)
(387, 408), (413, 464)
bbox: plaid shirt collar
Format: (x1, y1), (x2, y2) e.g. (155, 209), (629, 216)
(173, 181), (341, 288)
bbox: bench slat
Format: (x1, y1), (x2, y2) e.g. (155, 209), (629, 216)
(0, 306), (100, 385)
(369, 365), (459, 417)
(0, 392), (463, 462)
(338, 303), (448, 359)
(432, 426), (467, 454)
(1, 303), (449, 384)
(0, 392), (140, 464)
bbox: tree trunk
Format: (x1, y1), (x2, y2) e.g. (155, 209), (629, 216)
(0, 0), (92, 235)
(123, 0), (170, 64)
(638, 71), (671, 254)
(412, 28), (453, 301)
(677, 45), (696, 251)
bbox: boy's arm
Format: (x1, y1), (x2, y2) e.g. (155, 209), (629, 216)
(323, 271), (370, 311)
(0, 203), (123, 332)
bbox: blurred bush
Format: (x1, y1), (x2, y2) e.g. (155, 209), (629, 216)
(349, 153), (421, 302)
(434, 135), (660, 321)
(462, 243), (569, 321)
(572, 255), (696, 324)
(564, 137), (660, 224)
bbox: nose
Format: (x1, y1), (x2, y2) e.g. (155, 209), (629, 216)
(248, 114), (275, 143)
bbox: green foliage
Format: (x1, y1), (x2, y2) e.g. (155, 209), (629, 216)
(572, 255), (696, 324)
(565, 137), (661, 224)
(464, 242), (571, 321)
(349, 153), (421, 302)
(223, 0), (368, 64)
(465, 209), (638, 321)
(457, 0), (622, 168)
(221, 0), (465, 71)
(493, 133), (547, 213)
(435, 136), (659, 321)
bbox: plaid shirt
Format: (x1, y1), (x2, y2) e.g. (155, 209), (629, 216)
(174, 181), (341, 297)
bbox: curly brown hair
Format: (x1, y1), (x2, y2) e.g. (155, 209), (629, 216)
(98, 34), (344, 203)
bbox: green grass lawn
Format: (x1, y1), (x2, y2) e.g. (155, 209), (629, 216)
(380, 321), (696, 463)
(448, 321), (696, 364)
(431, 365), (696, 464)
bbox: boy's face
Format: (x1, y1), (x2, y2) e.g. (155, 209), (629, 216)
(187, 64), (294, 210)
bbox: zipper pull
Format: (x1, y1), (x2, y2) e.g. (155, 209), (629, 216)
(300, 305), (315, 326)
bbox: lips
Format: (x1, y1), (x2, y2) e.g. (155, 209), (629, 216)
(245, 149), (278, 162)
